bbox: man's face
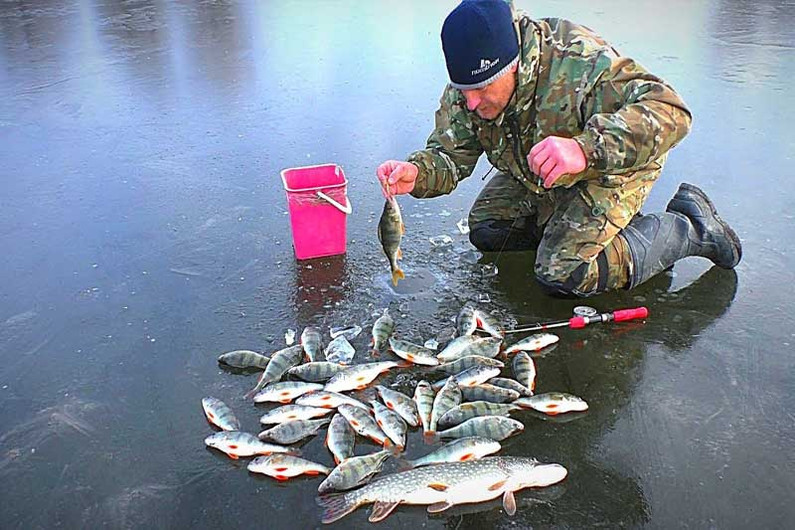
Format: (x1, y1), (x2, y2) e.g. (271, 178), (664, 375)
(460, 65), (517, 120)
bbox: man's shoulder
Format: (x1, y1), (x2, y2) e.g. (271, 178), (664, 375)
(534, 17), (616, 59)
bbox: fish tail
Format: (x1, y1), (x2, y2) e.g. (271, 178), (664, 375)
(317, 492), (360, 524)
(391, 268), (405, 286)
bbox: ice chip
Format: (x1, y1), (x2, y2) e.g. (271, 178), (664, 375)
(456, 218), (470, 235)
(423, 338), (440, 350)
(325, 335), (356, 364)
(479, 264), (499, 277)
(478, 293), (491, 303)
(330, 324), (362, 341)
(429, 235), (453, 247)
(285, 329), (296, 345)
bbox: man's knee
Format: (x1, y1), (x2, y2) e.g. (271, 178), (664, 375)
(534, 261), (594, 298)
(469, 219), (538, 252)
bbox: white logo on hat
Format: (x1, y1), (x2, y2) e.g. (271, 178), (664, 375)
(472, 57), (500, 76)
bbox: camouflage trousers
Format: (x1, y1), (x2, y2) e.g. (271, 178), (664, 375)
(468, 172), (658, 296)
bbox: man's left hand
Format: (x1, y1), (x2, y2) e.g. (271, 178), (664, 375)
(528, 136), (587, 188)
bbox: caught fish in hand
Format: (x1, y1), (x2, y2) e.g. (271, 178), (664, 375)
(377, 193), (405, 286)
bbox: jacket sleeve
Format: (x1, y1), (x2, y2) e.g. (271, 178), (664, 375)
(406, 86), (484, 198)
(573, 55), (692, 180)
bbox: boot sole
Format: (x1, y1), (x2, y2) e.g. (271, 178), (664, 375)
(668, 183), (742, 268)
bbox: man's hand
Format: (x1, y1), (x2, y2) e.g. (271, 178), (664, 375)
(528, 136), (587, 189)
(376, 160), (418, 198)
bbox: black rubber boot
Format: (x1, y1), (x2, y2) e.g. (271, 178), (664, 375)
(469, 219), (540, 252)
(622, 183), (742, 289)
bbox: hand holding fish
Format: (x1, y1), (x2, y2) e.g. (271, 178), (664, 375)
(376, 160), (418, 197)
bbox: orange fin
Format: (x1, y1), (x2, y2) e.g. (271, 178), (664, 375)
(428, 483), (449, 492)
(488, 479), (507, 491)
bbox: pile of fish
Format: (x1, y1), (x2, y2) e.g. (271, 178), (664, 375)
(203, 304), (589, 523)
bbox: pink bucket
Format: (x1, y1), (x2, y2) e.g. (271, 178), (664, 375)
(281, 163), (352, 260)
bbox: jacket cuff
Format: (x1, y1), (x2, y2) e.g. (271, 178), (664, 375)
(406, 153), (431, 198)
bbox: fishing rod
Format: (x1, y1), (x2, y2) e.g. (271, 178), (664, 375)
(504, 306), (649, 334)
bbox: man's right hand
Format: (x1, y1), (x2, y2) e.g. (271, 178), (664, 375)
(376, 160), (418, 198)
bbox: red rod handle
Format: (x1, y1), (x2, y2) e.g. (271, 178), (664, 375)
(569, 316), (587, 329)
(613, 307), (648, 322)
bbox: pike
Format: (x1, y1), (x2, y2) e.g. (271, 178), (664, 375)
(377, 194), (405, 286)
(513, 392), (589, 415)
(317, 456), (568, 523)
(388, 338), (440, 366)
(245, 345), (304, 399)
(375, 385), (419, 427)
(258, 418), (331, 445)
(405, 437), (502, 468)
(201, 397), (241, 431)
(324, 361), (402, 393)
(326, 413), (356, 465)
(204, 431), (293, 460)
(217, 350), (270, 369)
(252, 381), (324, 404)
(318, 450), (392, 494)
(248, 454), (330, 481)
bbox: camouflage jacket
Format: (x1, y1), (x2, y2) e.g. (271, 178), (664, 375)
(407, 16), (692, 198)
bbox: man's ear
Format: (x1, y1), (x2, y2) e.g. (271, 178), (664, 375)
(510, 62), (518, 73)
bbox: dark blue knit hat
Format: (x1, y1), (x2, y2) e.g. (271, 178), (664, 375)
(441, 0), (519, 90)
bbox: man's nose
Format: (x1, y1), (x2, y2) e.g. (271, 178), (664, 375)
(463, 91), (481, 111)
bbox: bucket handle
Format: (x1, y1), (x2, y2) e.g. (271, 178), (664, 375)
(316, 191), (352, 215)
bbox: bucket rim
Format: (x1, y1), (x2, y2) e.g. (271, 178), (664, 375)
(281, 163), (348, 193)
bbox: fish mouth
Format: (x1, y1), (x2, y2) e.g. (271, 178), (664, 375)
(526, 463), (568, 487)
